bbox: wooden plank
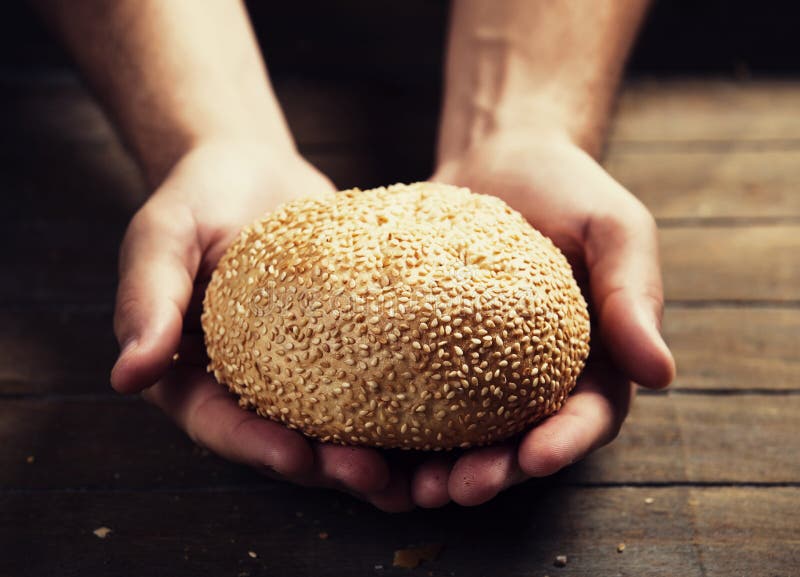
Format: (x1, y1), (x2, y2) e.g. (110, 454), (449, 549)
(611, 80), (800, 143)
(311, 148), (800, 219)
(572, 393), (687, 484)
(661, 226), (800, 302)
(0, 486), (704, 577)
(20, 139), (800, 228)
(3, 220), (798, 307)
(0, 399), (258, 491)
(10, 76), (800, 154)
(664, 307), (800, 390)
(289, 80), (800, 147)
(6, 77), (800, 225)
(689, 487), (800, 577)
(2, 395), (797, 490)
(669, 394), (799, 484)
(2, 485), (794, 577)
(604, 149), (800, 220)
(0, 76), (119, 147)
(0, 220), (120, 305)
(0, 148), (144, 222)
(0, 80), (144, 221)
(573, 394), (800, 485)
(0, 308), (116, 395)
(0, 75), (439, 171)
(3, 306), (796, 395)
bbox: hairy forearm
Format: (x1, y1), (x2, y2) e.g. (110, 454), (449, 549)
(438, 0), (650, 163)
(33, 0), (293, 186)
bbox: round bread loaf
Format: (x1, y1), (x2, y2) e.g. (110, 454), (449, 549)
(202, 182), (590, 450)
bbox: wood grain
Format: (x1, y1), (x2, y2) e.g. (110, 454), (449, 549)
(1, 306), (796, 395)
(0, 307), (115, 395)
(4, 223), (799, 305)
(611, 80), (800, 143)
(0, 486), (704, 577)
(605, 149), (800, 220)
(9, 78), (800, 219)
(2, 485), (796, 577)
(0, 220), (120, 305)
(9, 78), (800, 150)
(664, 307), (800, 390)
(0, 147), (144, 223)
(2, 74), (799, 577)
(2, 395), (797, 490)
(22, 141), (800, 226)
(288, 80), (800, 147)
(661, 226), (800, 301)
(689, 487), (800, 577)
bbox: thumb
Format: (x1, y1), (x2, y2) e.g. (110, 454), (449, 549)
(586, 204), (676, 390)
(111, 198), (201, 393)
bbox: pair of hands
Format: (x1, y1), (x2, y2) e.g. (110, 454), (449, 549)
(110, 134), (675, 512)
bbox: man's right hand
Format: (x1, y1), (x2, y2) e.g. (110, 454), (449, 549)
(110, 141), (413, 511)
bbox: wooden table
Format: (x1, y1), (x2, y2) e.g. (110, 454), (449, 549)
(1, 76), (798, 577)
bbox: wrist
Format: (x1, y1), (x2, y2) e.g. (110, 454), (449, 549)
(141, 129), (297, 190)
(437, 93), (606, 170)
(436, 115), (587, 177)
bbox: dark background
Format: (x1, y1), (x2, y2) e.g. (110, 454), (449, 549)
(0, 0), (797, 82)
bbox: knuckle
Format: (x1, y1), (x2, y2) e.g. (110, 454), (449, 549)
(593, 195), (657, 238)
(112, 293), (143, 339)
(124, 196), (198, 250)
(644, 288), (666, 320)
(625, 198), (658, 232)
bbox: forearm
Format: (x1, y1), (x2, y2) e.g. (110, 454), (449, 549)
(438, 0), (649, 163)
(33, 0), (293, 186)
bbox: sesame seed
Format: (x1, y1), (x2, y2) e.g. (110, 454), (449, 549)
(203, 182), (589, 451)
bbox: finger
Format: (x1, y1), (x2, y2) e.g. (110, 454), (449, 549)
(259, 442), (390, 499)
(311, 444), (391, 495)
(112, 198), (202, 393)
(410, 456), (454, 508)
(448, 444), (526, 507)
(585, 202), (676, 389)
(364, 462), (415, 513)
(143, 366), (314, 478)
(518, 365), (633, 478)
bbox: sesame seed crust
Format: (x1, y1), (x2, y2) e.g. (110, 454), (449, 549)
(202, 182), (590, 450)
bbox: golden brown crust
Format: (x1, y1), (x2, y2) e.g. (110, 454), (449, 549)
(202, 182), (590, 450)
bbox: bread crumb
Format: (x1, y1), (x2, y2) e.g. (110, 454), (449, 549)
(617, 543), (626, 553)
(247, 551), (257, 559)
(393, 543), (443, 569)
(644, 497), (655, 504)
(554, 555), (568, 567)
(93, 527), (112, 539)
